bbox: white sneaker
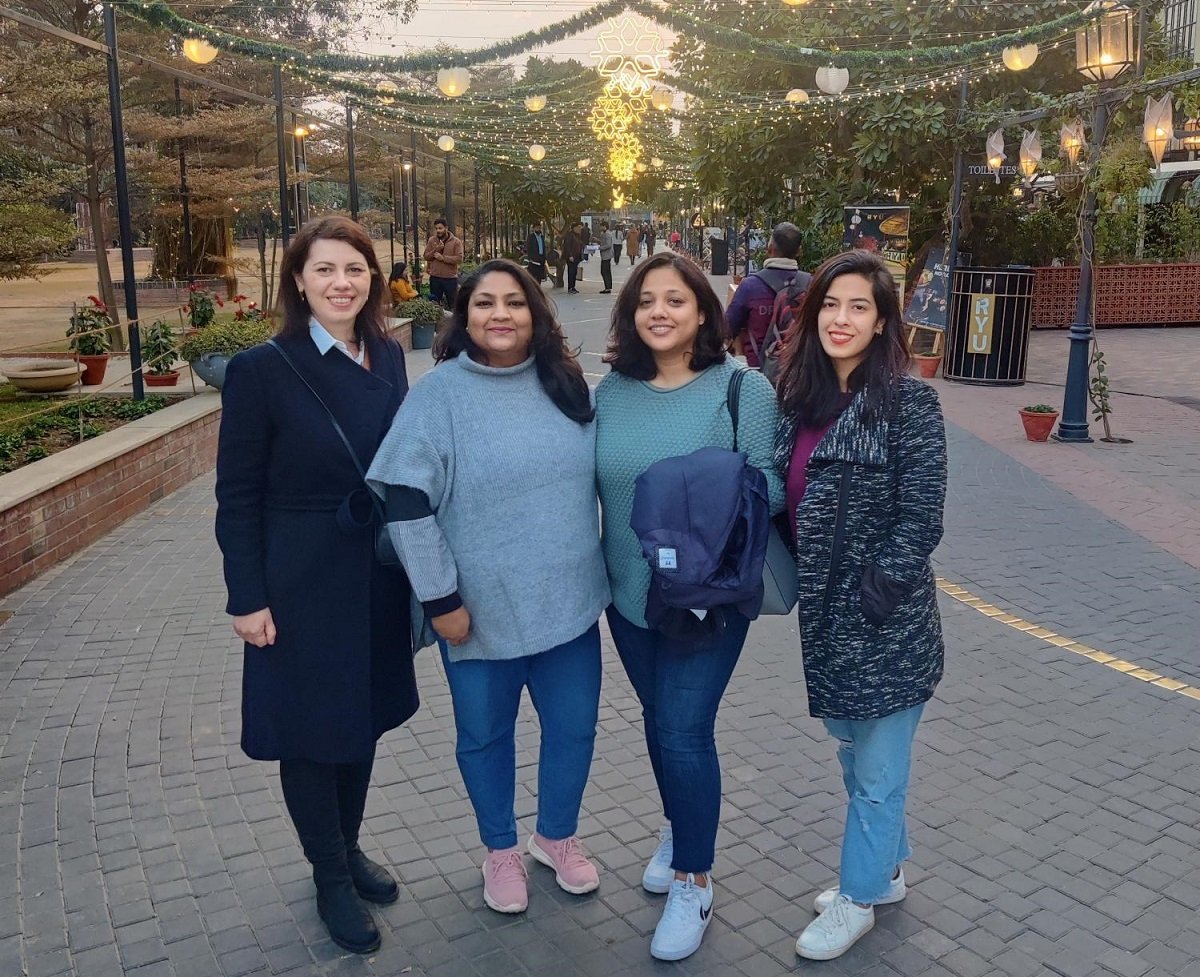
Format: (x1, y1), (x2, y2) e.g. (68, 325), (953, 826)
(650, 874), (714, 961)
(813, 868), (906, 914)
(641, 825), (673, 894)
(796, 895), (874, 960)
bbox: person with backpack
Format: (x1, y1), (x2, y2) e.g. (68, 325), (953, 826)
(596, 252), (784, 962)
(773, 250), (946, 961)
(727, 222), (810, 371)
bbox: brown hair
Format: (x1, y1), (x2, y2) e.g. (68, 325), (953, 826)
(276, 216), (388, 342)
(604, 251), (729, 380)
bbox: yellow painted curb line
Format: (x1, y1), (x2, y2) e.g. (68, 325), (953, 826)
(935, 578), (1200, 702)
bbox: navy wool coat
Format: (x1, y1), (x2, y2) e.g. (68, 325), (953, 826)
(776, 375), (947, 721)
(215, 330), (419, 762)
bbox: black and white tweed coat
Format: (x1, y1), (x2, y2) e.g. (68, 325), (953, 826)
(774, 375), (947, 721)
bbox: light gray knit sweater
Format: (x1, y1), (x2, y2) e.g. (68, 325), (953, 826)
(366, 351), (609, 662)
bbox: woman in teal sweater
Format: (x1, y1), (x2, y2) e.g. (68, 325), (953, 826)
(595, 252), (783, 962)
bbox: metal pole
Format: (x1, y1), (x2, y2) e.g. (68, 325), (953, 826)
(400, 165), (410, 263)
(389, 164), (396, 270)
(491, 182), (498, 258)
(943, 77), (969, 343)
(273, 65), (290, 248)
(291, 113), (302, 230)
(444, 154), (453, 232)
(103, 4), (143, 400)
(473, 164), (480, 261)
(346, 100), (359, 221)
(1056, 95), (1109, 444)
(410, 132), (421, 285)
(174, 78), (192, 282)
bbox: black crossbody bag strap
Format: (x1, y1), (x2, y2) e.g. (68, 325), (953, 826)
(726, 366), (746, 452)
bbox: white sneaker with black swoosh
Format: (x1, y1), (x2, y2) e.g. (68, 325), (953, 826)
(650, 874), (714, 961)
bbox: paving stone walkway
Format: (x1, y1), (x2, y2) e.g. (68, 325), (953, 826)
(2, 260), (1199, 977)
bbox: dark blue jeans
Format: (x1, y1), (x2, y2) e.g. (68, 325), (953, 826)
(440, 623), (601, 849)
(605, 606), (749, 874)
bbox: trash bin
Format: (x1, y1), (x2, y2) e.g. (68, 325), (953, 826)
(943, 266), (1035, 386)
(710, 237), (730, 276)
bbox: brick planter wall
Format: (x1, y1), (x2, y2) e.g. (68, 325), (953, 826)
(0, 393), (221, 597)
(1032, 263), (1200, 328)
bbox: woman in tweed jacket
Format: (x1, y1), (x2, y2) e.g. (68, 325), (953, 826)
(773, 250), (947, 962)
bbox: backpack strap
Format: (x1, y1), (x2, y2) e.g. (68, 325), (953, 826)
(726, 367), (747, 452)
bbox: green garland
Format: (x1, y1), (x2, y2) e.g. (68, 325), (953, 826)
(119, 0), (1121, 75)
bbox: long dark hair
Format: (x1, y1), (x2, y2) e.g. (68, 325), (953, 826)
(435, 259), (594, 424)
(604, 252), (728, 380)
(775, 250), (911, 428)
(277, 216), (388, 342)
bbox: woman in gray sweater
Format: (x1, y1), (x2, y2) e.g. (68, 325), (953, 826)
(367, 260), (609, 917)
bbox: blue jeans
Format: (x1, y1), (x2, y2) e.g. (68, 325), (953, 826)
(606, 606), (749, 874)
(440, 624), (601, 850)
(823, 703), (925, 904)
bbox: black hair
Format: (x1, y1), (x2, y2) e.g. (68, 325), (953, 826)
(434, 217), (448, 227)
(775, 249), (911, 428)
(389, 262), (407, 280)
(604, 252), (729, 380)
(770, 222), (804, 260)
(435, 259), (594, 424)
(277, 215), (387, 342)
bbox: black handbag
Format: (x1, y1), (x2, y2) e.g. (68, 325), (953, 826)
(267, 339), (401, 567)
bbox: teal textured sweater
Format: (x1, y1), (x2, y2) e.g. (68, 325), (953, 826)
(595, 356), (785, 628)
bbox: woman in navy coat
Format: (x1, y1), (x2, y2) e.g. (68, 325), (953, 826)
(215, 216), (419, 955)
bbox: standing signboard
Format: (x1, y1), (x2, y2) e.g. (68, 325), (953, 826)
(842, 205), (910, 298)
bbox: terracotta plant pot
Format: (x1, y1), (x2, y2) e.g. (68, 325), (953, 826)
(144, 371), (180, 387)
(76, 353), (109, 386)
(1019, 409), (1059, 442)
(913, 354), (942, 379)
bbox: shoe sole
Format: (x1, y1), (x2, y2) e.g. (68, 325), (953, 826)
(354, 884), (399, 905)
(795, 916), (874, 961)
(642, 876), (671, 895)
(327, 930), (381, 954)
(526, 836), (599, 895)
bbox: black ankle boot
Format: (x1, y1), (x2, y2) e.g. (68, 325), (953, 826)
(313, 861), (381, 954)
(346, 846), (399, 904)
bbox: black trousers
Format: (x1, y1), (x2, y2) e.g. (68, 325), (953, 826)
(567, 259), (579, 290)
(614, 243), (623, 263)
(601, 259), (613, 290)
(429, 275), (458, 309)
(280, 755), (374, 867)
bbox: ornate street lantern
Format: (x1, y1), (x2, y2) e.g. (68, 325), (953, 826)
(1143, 94), (1174, 168)
(1075, 1), (1134, 83)
(1019, 130), (1043, 183)
(436, 67), (471, 97)
(1060, 119), (1087, 166)
(1182, 118), (1200, 151)
(986, 129), (1006, 181)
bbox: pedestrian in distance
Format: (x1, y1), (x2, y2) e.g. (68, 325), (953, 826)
(563, 222), (584, 294)
(613, 223), (624, 264)
(367, 259), (610, 917)
(595, 252), (784, 962)
(597, 220), (614, 294)
(526, 220), (548, 284)
(625, 224), (641, 266)
(215, 216), (419, 956)
(773, 249), (946, 961)
(424, 217), (464, 309)
(727, 222), (808, 369)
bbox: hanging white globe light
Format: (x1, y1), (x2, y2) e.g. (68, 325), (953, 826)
(651, 157), (664, 168)
(785, 88), (810, 104)
(437, 135), (455, 152)
(376, 79), (399, 104)
(182, 38), (218, 64)
(529, 143), (546, 161)
(436, 67), (471, 97)
(524, 95), (548, 112)
(577, 158), (591, 169)
(651, 88), (673, 112)
(815, 65), (850, 95)
(1002, 43), (1039, 71)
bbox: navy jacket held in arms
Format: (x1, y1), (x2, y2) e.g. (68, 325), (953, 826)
(215, 331), (419, 762)
(775, 375), (947, 721)
(631, 445), (770, 639)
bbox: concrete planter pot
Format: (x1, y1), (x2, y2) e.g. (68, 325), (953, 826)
(4, 361), (80, 393)
(189, 353), (230, 390)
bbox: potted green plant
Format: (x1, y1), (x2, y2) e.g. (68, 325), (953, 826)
(179, 318), (274, 390)
(395, 297), (446, 350)
(140, 318), (179, 387)
(67, 295), (113, 385)
(186, 283), (224, 330)
(1019, 403), (1059, 442)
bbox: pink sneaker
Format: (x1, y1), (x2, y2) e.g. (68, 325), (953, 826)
(527, 833), (600, 895)
(482, 846), (528, 914)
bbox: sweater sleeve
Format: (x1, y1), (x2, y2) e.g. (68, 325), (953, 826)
(736, 367), (787, 515)
(869, 382), (947, 588)
(365, 378), (461, 606)
(214, 351), (271, 616)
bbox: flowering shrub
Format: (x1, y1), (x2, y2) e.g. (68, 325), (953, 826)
(66, 295), (113, 356)
(232, 294), (268, 322)
(187, 283), (223, 329)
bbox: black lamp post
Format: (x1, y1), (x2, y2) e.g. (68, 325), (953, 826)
(1057, 0), (1135, 443)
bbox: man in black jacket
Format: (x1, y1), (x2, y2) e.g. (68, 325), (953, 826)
(526, 220), (547, 283)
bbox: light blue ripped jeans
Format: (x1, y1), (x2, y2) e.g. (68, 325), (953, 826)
(822, 703), (925, 904)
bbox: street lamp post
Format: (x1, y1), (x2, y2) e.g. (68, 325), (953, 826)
(1057, 0), (1135, 443)
(273, 65), (290, 248)
(346, 100), (359, 222)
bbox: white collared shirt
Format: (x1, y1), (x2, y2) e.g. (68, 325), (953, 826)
(309, 317), (365, 365)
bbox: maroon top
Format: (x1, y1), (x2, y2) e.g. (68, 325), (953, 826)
(785, 394), (855, 541)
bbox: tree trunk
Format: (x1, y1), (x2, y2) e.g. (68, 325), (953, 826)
(83, 111), (124, 348)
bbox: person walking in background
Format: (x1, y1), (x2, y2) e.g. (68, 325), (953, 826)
(215, 216), (419, 956)
(773, 250), (946, 961)
(388, 261), (417, 304)
(526, 220), (548, 284)
(626, 224), (641, 266)
(646, 223), (657, 257)
(578, 221), (591, 282)
(367, 259), (609, 917)
(424, 217), (464, 309)
(597, 220), (614, 294)
(613, 223), (625, 265)
(563, 222), (584, 294)
(595, 252), (783, 962)
(727, 222), (808, 369)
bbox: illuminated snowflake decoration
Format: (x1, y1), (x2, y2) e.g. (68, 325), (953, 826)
(609, 132), (642, 182)
(591, 15), (665, 96)
(589, 81), (636, 142)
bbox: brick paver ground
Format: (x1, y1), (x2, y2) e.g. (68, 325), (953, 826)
(2, 257), (1199, 977)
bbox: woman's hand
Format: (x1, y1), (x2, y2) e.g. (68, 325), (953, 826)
(234, 608), (277, 647)
(433, 607), (471, 646)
